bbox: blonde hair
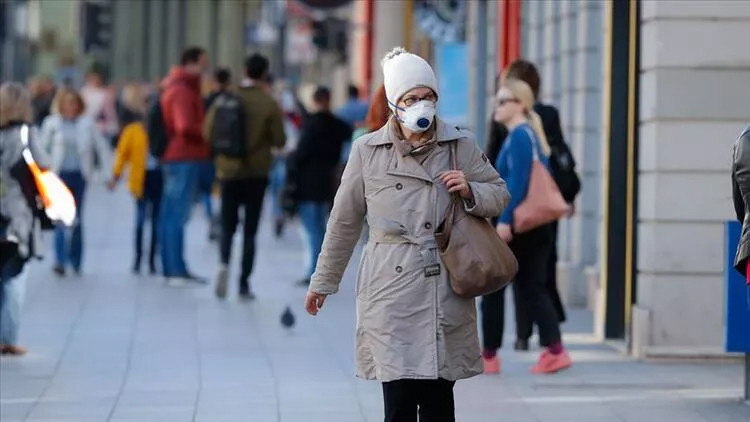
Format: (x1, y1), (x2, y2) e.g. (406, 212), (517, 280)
(121, 83), (147, 115)
(51, 87), (86, 117)
(0, 82), (33, 127)
(503, 78), (551, 156)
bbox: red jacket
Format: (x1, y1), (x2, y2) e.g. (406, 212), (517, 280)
(160, 68), (210, 162)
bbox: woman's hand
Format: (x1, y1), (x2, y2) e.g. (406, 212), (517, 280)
(496, 223), (513, 242)
(304, 291), (328, 316)
(439, 170), (473, 200)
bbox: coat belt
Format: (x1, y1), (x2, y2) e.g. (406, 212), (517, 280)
(368, 229), (441, 276)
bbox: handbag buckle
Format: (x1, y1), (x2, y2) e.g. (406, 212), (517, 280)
(424, 264), (441, 277)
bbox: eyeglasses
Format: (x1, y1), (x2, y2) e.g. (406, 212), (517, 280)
(496, 97), (519, 107)
(401, 93), (438, 107)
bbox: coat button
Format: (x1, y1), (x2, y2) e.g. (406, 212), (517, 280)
(395, 266), (403, 273)
(396, 183), (403, 190)
(424, 222), (432, 230)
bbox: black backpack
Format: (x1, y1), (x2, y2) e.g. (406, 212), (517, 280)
(549, 141), (581, 203)
(209, 92), (246, 158)
(146, 95), (169, 158)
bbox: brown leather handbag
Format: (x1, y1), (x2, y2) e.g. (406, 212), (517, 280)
(435, 142), (518, 298)
(513, 127), (570, 233)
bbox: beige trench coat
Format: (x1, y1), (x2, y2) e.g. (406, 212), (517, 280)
(309, 118), (509, 382)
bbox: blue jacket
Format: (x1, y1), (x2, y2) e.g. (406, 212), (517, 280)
(495, 123), (550, 225)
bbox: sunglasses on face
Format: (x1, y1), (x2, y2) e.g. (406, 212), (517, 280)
(496, 97), (520, 107)
(400, 93), (438, 107)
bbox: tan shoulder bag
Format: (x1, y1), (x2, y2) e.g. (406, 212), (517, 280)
(512, 126), (570, 233)
(435, 141), (518, 298)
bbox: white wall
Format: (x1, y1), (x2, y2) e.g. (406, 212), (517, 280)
(633, 0), (750, 355)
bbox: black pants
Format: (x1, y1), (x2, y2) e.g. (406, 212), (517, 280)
(481, 224), (561, 349)
(382, 379), (455, 422)
(134, 170), (163, 271)
(547, 221), (567, 323)
(219, 178), (268, 288)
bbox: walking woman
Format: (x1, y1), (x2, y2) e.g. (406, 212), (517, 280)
(40, 88), (109, 276)
(0, 82), (49, 355)
(108, 84), (163, 274)
(485, 78), (572, 374)
(304, 47), (509, 421)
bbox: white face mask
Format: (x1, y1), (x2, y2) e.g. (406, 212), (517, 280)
(396, 100), (436, 133)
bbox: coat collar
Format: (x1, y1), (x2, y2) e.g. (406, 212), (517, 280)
(365, 117), (464, 147)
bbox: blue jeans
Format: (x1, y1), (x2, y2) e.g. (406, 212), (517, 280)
(298, 201), (328, 278)
(55, 171), (86, 271)
(269, 158), (286, 219)
(198, 161), (215, 219)
(0, 267), (26, 346)
(160, 162), (200, 277)
(135, 170), (163, 270)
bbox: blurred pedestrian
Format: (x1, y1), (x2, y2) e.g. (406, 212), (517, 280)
(355, 84), (389, 140)
(336, 84), (368, 129)
(81, 66), (119, 145)
(481, 60), (579, 356)
(206, 53), (285, 299)
(39, 88), (109, 277)
(159, 46), (211, 285)
(304, 47), (508, 421)
(108, 84), (163, 275)
(487, 78), (572, 375)
(0, 82), (49, 356)
(199, 69), (234, 242)
(269, 80), (302, 238)
(287, 86), (351, 287)
(28, 75), (56, 127)
(731, 125), (750, 284)
(205, 68), (232, 109)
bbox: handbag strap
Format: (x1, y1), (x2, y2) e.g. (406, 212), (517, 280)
(450, 140), (458, 171)
(440, 141), (460, 234)
(521, 125), (542, 162)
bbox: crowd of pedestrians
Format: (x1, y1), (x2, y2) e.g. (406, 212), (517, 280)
(1, 42), (593, 422)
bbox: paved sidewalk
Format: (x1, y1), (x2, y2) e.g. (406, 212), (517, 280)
(1, 186), (748, 421)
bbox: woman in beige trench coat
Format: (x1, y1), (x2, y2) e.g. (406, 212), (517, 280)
(304, 48), (509, 421)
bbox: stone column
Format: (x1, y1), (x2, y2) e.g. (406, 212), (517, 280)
(371, 0), (405, 89)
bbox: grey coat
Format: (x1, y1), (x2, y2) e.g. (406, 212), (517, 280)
(309, 118), (509, 382)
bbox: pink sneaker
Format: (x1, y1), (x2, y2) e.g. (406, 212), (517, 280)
(483, 355), (501, 374)
(530, 350), (572, 374)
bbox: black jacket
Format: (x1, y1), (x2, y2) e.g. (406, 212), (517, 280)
(732, 126), (750, 275)
(485, 120), (508, 166)
(288, 111), (352, 202)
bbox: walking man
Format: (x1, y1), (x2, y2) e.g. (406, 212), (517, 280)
(207, 54), (286, 299)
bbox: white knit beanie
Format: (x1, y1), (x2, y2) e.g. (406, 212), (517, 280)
(381, 47), (438, 109)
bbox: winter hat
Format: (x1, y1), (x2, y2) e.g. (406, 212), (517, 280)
(381, 47), (438, 110)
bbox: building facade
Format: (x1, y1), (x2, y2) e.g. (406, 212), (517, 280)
(463, 0), (750, 357)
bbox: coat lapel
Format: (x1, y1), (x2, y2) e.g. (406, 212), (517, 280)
(386, 151), (434, 183)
